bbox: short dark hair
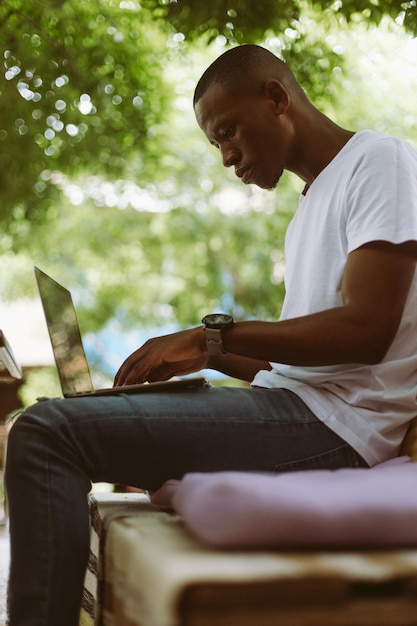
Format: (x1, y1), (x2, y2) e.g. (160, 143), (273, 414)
(193, 44), (280, 107)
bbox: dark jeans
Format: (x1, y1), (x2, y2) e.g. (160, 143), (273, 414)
(5, 386), (367, 625)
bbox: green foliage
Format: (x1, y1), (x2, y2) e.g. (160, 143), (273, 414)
(161, 0), (417, 42)
(2, 0), (416, 234)
(163, 0), (299, 44)
(18, 366), (61, 407)
(3, 178), (292, 332)
(0, 0), (171, 230)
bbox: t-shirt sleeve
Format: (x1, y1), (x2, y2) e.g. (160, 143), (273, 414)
(345, 136), (417, 253)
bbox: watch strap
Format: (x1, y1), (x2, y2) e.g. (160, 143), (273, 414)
(205, 327), (227, 356)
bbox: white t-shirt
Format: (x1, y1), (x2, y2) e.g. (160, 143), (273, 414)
(252, 131), (417, 466)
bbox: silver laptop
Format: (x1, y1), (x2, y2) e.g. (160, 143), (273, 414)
(34, 266), (208, 398)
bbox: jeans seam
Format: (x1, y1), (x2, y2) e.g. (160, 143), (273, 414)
(272, 443), (366, 473)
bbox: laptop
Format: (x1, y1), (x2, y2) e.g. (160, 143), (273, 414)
(0, 329), (23, 380)
(34, 266), (209, 398)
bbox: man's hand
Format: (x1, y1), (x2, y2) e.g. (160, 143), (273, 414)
(114, 326), (208, 386)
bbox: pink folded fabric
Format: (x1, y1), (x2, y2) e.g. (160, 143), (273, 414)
(152, 457), (417, 548)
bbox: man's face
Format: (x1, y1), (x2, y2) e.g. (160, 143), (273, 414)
(194, 82), (290, 190)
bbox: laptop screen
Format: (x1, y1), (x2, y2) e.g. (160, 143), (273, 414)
(34, 267), (93, 395)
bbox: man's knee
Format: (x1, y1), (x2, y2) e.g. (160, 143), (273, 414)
(6, 400), (63, 472)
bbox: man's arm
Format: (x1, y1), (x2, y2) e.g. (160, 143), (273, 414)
(114, 240), (417, 386)
(113, 327), (269, 385)
(222, 241), (417, 365)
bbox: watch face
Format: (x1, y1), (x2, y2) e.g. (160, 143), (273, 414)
(202, 313), (234, 329)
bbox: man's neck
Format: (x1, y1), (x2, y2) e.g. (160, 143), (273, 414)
(294, 116), (355, 187)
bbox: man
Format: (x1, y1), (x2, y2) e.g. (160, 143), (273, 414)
(6, 44), (417, 625)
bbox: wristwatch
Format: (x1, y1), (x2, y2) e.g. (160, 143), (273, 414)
(201, 313), (234, 356)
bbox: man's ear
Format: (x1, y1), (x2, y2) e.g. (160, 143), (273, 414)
(264, 79), (289, 114)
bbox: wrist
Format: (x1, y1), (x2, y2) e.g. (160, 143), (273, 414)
(201, 313), (234, 356)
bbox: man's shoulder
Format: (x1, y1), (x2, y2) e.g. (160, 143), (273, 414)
(346, 131), (417, 174)
(353, 130), (416, 156)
